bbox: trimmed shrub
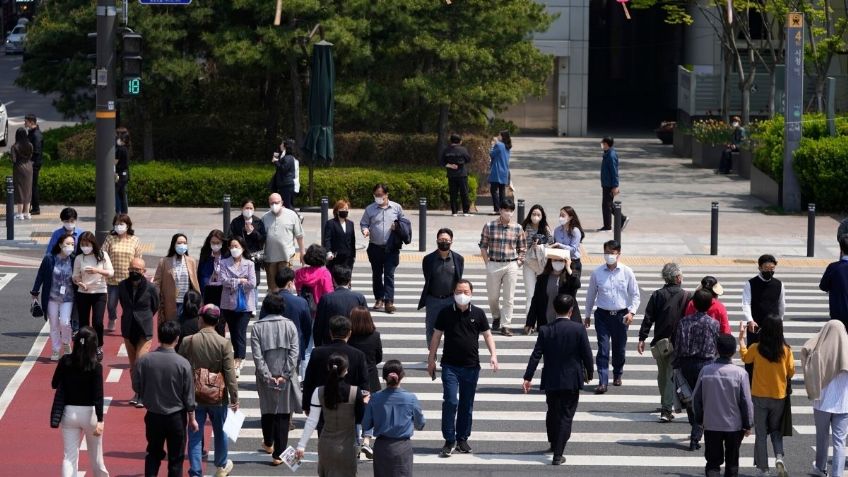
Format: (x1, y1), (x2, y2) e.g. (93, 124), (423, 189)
(37, 161), (478, 210)
(793, 135), (848, 212)
(750, 114), (848, 181)
(43, 123), (94, 162)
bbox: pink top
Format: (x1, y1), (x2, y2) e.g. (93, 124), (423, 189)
(295, 266), (334, 304)
(685, 297), (731, 335)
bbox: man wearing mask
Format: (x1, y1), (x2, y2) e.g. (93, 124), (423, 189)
(740, 254), (785, 377)
(479, 197), (526, 336)
(120, 258), (159, 408)
(25, 114), (43, 216)
(313, 265), (367, 348)
(360, 183), (405, 313)
(45, 207), (84, 255)
(440, 133), (472, 217)
(584, 240), (640, 394)
(419, 228), (465, 349)
(262, 193), (305, 293)
(598, 137), (629, 231)
(428, 280), (499, 458)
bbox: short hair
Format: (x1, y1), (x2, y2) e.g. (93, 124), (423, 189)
(449, 133), (461, 144)
(373, 183), (389, 194)
(603, 240), (621, 252)
(331, 265), (352, 286)
(349, 306), (376, 335)
(661, 263), (681, 285)
(240, 198), (256, 209)
(60, 207), (78, 221)
(692, 289), (713, 312)
(840, 234), (848, 255)
(436, 228), (453, 240)
(329, 315), (352, 338)
(303, 244), (327, 267)
(112, 213), (135, 235)
(716, 334), (737, 357)
(602, 137), (614, 147)
(24, 113), (37, 123)
(158, 320), (181, 345)
(199, 303), (221, 325)
(758, 254), (778, 267)
(261, 293), (285, 316)
(553, 294), (574, 315)
(500, 197), (516, 211)
(275, 267), (296, 288)
(332, 199), (351, 219)
(455, 279), (473, 292)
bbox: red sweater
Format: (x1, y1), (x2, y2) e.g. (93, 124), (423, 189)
(685, 298), (731, 335)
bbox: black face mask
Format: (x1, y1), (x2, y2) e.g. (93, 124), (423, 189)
(129, 271), (144, 282)
(338, 211), (349, 219)
(761, 271), (774, 280)
(437, 242), (451, 252)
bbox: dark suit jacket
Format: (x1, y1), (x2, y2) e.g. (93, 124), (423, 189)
(118, 277), (160, 340)
(417, 250), (464, 309)
(348, 331), (383, 392)
(302, 339), (369, 413)
(322, 218), (356, 263)
(313, 287), (367, 347)
(229, 215), (267, 254)
(523, 317), (593, 391)
(525, 271), (581, 329)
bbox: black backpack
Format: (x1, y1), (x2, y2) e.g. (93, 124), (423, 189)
(299, 284), (317, 318)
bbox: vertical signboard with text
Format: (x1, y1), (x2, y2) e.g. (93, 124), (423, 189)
(783, 13), (803, 212)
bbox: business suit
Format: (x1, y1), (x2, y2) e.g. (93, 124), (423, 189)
(419, 249), (464, 348)
(525, 272), (582, 330)
(323, 218), (357, 271)
(523, 316), (594, 460)
(302, 340), (369, 414)
(313, 287), (367, 348)
(152, 255), (200, 322)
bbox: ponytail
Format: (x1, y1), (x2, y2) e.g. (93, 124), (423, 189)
(324, 353), (349, 410)
(382, 359), (404, 387)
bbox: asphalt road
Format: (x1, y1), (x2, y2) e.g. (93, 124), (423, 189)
(0, 265), (41, 397)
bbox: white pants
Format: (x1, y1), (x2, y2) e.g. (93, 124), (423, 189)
(48, 301), (74, 353)
(523, 266), (538, 310)
(486, 261), (519, 326)
(61, 405), (109, 477)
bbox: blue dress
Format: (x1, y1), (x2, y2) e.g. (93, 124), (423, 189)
(488, 142), (510, 185)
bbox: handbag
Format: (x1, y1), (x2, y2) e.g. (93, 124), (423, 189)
(50, 384), (65, 428)
(251, 249), (265, 267)
(30, 299), (44, 319)
(187, 336), (226, 405)
(672, 368), (693, 406)
(650, 338), (674, 360)
(234, 284), (248, 312)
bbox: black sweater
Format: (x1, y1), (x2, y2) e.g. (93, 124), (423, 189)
(51, 356), (104, 422)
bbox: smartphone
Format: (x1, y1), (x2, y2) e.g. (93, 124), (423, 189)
(429, 368), (436, 381)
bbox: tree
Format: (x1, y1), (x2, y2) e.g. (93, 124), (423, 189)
(798, 0), (848, 112)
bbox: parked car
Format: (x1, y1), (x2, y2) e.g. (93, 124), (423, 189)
(5, 22), (27, 55)
(0, 100), (7, 147)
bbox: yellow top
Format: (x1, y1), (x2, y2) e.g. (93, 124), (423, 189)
(740, 343), (795, 399)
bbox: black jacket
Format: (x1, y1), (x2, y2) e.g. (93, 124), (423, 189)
(28, 126), (43, 166)
(440, 144), (471, 178)
(118, 277), (160, 340)
(525, 271), (581, 329)
(386, 216), (412, 254)
(639, 284), (688, 346)
(348, 331), (383, 393)
(523, 317), (594, 391)
(322, 218), (356, 262)
(272, 154), (297, 189)
(302, 339), (369, 413)
(229, 215), (267, 253)
(313, 287), (368, 347)
(418, 250), (464, 309)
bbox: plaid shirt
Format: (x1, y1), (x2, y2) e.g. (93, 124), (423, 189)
(103, 234), (142, 286)
(479, 220), (526, 261)
(673, 311), (719, 362)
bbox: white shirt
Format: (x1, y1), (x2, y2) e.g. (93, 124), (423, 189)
(584, 262), (641, 320)
(297, 388), (323, 451)
(741, 274), (786, 323)
(814, 371), (848, 414)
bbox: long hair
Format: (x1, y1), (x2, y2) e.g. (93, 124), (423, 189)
(521, 204), (549, 235)
(757, 314), (788, 363)
(561, 206), (585, 243)
(228, 235), (253, 261)
(166, 233), (189, 258)
(14, 127), (32, 157)
(499, 130), (512, 150)
(199, 229), (228, 264)
(71, 326), (98, 372)
(76, 231), (105, 263)
(323, 353), (349, 410)
(349, 306), (376, 336)
(182, 290), (202, 321)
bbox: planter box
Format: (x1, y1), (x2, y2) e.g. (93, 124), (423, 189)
(736, 150), (752, 179)
(750, 164), (782, 207)
(691, 139), (724, 169)
(673, 128), (691, 157)
(656, 130), (674, 145)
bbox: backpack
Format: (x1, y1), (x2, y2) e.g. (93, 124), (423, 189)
(299, 284), (317, 318)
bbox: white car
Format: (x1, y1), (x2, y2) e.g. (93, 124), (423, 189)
(5, 23), (27, 55)
(0, 101), (7, 147)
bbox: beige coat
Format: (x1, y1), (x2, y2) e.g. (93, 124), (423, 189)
(153, 255), (200, 322)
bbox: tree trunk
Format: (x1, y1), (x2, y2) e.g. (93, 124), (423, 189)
(142, 107), (154, 162)
(768, 68), (776, 118)
(263, 72), (280, 159)
(722, 51), (732, 120)
(308, 162), (315, 206)
(288, 55), (304, 148)
(436, 103), (449, 162)
(815, 75), (825, 113)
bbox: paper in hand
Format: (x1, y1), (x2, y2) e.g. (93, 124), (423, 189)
(281, 446), (302, 471)
(223, 408), (245, 443)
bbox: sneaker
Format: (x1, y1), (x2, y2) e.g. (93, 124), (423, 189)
(439, 440), (455, 458)
(106, 319), (116, 332)
(456, 440), (472, 453)
(50, 351), (60, 361)
(810, 462), (828, 477)
(135, 398), (145, 409)
(552, 456), (565, 465)
(775, 457), (787, 477)
(13, 213), (23, 220)
(64, 343), (72, 355)
(499, 326), (513, 337)
(463, 213), (472, 217)
(659, 410), (674, 422)
(23, 213), (31, 220)
(452, 213), (460, 217)
(215, 459), (234, 477)
(688, 438), (701, 451)
(360, 443), (374, 460)
(129, 394), (139, 405)
(96, 347), (104, 362)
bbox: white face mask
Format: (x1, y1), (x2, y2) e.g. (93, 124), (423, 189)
(552, 261), (566, 272)
(454, 293), (472, 306)
(114, 224), (128, 235)
(62, 244), (75, 255)
(374, 196), (384, 206)
(80, 246), (93, 255)
(604, 253), (618, 266)
(211, 244), (222, 252)
(175, 244), (188, 255)
(63, 221), (75, 231)
(270, 203), (282, 214)
(559, 217), (568, 226)
(530, 214), (541, 225)
(732, 122), (740, 127)
(230, 248), (243, 259)
(242, 209), (253, 218)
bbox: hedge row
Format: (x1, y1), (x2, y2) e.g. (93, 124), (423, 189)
(31, 161), (478, 209)
(794, 135), (848, 211)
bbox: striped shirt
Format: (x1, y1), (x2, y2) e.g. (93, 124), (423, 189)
(173, 257), (189, 304)
(479, 220), (526, 262)
(103, 234), (142, 286)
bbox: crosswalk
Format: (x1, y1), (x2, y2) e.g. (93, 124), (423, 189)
(212, 263), (832, 476)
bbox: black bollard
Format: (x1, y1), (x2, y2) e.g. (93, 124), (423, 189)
(807, 203), (816, 258)
(419, 197), (427, 252)
(613, 201), (622, 245)
(320, 196), (329, 244)
(517, 199), (526, 224)
(5, 176), (14, 241)
(710, 202), (719, 256)
(222, 194), (231, 236)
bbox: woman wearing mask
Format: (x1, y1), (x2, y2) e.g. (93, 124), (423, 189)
(271, 139), (298, 209)
(220, 236), (256, 373)
(348, 306), (383, 458)
(10, 127), (33, 220)
(32, 233), (77, 360)
(488, 130), (512, 214)
(296, 353), (368, 477)
(684, 276), (731, 334)
(520, 204), (552, 307)
(295, 244), (335, 306)
(153, 233), (200, 322)
(229, 198), (266, 291)
(114, 127), (130, 214)
(738, 315), (794, 476)
(52, 326), (109, 477)
(362, 360), (425, 477)
(323, 200), (356, 272)
(197, 229), (228, 307)
(102, 214), (142, 332)
(524, 248), (581, 334)
(551, 206), (585, 284)
(73, 231), (114, 361)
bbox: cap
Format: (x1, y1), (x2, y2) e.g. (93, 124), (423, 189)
(711, 282), (724, 296)
(545, 248), (570, 261)
(700, 276), (724, 296)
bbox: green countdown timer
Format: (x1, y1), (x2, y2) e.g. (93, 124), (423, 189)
(123, 77), (141, 96)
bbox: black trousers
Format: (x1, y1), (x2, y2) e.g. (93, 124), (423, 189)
(281, 185), (296, 209)
(719, 148), (734, 174)
(704, 429), (743, 477)
(261, 413), (291, 459)
(545, 389), (580, 457)
(144, 410), (187, 477)
(367, 243), (399, 302)
(30, 163), (41, 212)
(448, 176), (470, 214)
(75, 292), (107, 348)
(490, 183), (506, 212)
(115, 179), (129, 214)
(601, 186), (624, 229)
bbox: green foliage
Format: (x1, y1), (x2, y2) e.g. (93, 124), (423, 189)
(691, 119), (733, 146)
(794, 136), (848, 211)
(37, 161), (477, 210)
(43, 123), (94, 161)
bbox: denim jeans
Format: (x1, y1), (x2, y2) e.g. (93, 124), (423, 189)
(441, 364), (480, 442)
(814, 408), (848, 477)
(680, 358), (713, 442)
(594, 309), (628, 385)
(188, 405), (228, 476)
(107, 285), (120, 323)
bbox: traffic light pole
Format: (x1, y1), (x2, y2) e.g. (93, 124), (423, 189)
(95, 0), (117, 244)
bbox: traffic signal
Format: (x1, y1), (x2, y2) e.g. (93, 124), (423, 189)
(121, 33), (142, 97)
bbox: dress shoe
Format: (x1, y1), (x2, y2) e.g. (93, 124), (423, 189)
(552, 456), (565, 466)
(594, 385), (607, 394)
(384, 302), (396, 314)
(688, 439), (701, 451)
(372, 300), (384, 311)
(499, 326), (513, 337)
(596, 227), (612, 232)
(612, 376), (622, 386)
(30, 209), (41, 215)
(492, 318), (500, 330)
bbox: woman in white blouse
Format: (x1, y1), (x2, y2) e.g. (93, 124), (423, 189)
(73, 231), (114, 361)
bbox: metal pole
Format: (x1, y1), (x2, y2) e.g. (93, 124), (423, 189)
(95, 0), (117, 244)
(710, 202), (719, 256)
(807, 203), (816, 257)
(517, 199), (525, 225)
(222, 194), (231, 236)
(827, 78), (837, 137)
(320, 196), (329, 244)
(419, 197), (427, 252)
(613, 201), (622, 245)
(5, 177), (14, 241)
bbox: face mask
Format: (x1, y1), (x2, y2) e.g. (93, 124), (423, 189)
(230, 248), (243, 259)
(530, 214), (541, 225)
(552, 261), (566, 272)
(338, 210), (349, 219)
(175, 244), (188, 255)
(437, 241), (451, 252)
(604, 253), (618, 266)
(80, 246), (93, 255)
(63, 222), (75, 231)
(62, 245), (75, 255)
(117, 139), (125, 146)
(211, 244), (222, 252)
(559, 217), (568, 226)
(732, 122), (740, 127)
(242, 209), (253, 218)
(114, 224), (128, 235)
(454, 293), (472, 306)
(270, 203), (281, 214)
(761, 270), (774, 280)
(374, 196), (384, 206)
(500, 210), (513, 221)
(129, 271), (143, 282)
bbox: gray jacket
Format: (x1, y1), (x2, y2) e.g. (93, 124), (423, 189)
(251, 314), (302, 414)
(693, 358), (754, 432)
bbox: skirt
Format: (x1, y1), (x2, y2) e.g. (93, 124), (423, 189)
(373, 436), (413, 477)
(13, 161), (33, 204)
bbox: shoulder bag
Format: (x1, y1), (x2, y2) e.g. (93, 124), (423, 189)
(188, 336), (225, 405)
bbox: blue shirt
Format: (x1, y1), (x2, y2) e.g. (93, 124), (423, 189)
(820, 258), (848, 325)
(584, 262), (640, 319)
(360, 201), (404, 246)
(362, 387), (425, 439)
(600, 148), (619, 188)
(45, 227), (83, 255)
(553, 225), (582, 260)
(49, 255), (74, 303)
(488, 142), (510, 184)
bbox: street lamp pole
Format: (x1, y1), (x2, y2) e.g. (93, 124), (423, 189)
(95, 0), (117, 244)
